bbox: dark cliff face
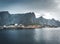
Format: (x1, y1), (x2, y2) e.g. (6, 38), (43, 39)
(0, 11), (60, 27)
(10, 12), (36, 25)
(0, 11), (36, 26)
(0, 11), (10, 25)
(36, 16), (60, 27)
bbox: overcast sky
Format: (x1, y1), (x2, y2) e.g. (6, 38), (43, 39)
(0, 0), (60, 20)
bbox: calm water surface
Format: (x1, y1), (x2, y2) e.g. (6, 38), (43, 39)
(0, 28), (60, 44)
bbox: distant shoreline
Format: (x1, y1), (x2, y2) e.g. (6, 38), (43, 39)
(0, 25), (58, 29)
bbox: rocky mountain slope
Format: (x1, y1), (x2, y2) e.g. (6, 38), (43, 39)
(0, 11), (60, 27)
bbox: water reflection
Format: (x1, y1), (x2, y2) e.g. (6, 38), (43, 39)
(34, 28), (42, 42)
(0, 28), (60, 44)
(34, 28), (46, 44)
(34, 28), (60, 44)
(1, 29), (35, 44)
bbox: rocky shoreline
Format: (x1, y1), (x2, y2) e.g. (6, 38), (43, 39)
(0, 25), (58, 29)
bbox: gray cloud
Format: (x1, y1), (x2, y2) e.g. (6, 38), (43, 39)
(19, 0), (57, 11)
(0, 0), (57, 11)
(0, 0), (60, 20)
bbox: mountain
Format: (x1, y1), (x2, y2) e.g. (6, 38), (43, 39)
(36, 16), (60, 27)
(0, 11), (10, 26)
(10, 12), (36, 25)
(0, 11), (60, 27)
(0, 11), (36, 26)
